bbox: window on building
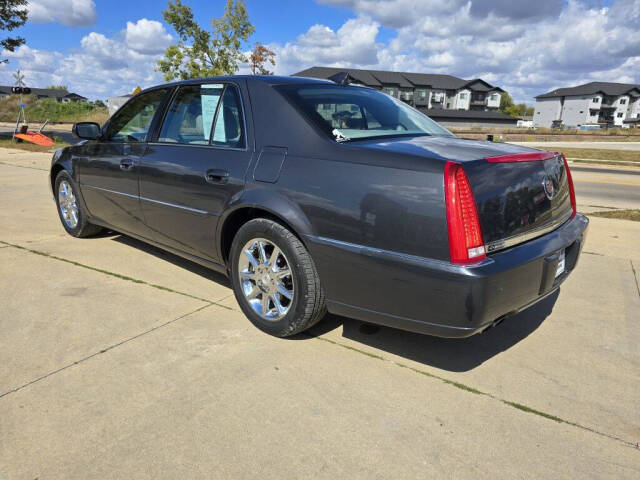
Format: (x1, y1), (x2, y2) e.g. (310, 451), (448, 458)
(617, 112), (624, 118)
(491, 94), (499, 101)
(382, 87), (398, 98)
(619, 98), (626, 105)
(592, 97), (599, 103)
(459, 93), (467, 100)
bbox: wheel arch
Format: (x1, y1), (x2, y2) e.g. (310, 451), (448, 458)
(218, 193), (314, 268)
(49, 149), (76, 194)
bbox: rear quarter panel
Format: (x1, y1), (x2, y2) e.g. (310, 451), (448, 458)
(266, 152), (448, 312)
(277, 154), (449, 260)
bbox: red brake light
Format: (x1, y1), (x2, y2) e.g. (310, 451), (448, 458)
(561, 154), (577, 218)
(444, 161), (486, 264)
(485, 151), (557, 163)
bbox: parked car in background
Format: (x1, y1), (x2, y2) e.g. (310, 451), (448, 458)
(50, 76), (588, 338)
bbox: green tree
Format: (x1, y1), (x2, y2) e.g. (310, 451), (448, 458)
(0, 0), (28, 62)
(46, 84), (68, 91)
(500, 92), (534, 117)
(157, 0), (254, 81)
(499, 92), (515, 114)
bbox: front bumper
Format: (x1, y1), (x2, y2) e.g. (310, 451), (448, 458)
(309, 213), (589, 338)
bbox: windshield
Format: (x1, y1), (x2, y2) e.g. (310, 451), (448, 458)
(277, 84), (453, 142)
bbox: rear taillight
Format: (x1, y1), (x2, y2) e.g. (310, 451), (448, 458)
(561, 154), (577, 218)
(444, 161), (486, 264)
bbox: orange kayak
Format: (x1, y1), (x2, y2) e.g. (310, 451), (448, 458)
(14, 132), (55, 146)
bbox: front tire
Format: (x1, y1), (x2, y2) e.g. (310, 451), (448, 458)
(54, 170), (103, 238)
(230, 218), (326, 337)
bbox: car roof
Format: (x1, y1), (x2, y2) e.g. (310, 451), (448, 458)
(143, 75), (334, 93)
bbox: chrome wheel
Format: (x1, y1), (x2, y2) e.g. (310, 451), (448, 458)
(58, 180), (79, 229)
(237, 238), (294, 321)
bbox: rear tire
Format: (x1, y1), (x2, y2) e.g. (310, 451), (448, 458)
(54, 170), (103, 238)
(230, 218), (326, 337)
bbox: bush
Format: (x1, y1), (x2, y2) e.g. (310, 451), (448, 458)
(0, 94), (109, 124)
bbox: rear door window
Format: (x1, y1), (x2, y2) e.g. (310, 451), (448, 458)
(158, 84), (224, 144)
(211, 85), (245, 149)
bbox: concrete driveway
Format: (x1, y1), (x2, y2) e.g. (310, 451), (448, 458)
(1, 148), (639, 479)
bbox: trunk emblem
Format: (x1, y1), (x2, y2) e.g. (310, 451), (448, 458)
(543, 176), (555, 200)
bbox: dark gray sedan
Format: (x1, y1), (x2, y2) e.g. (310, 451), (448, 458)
(50, 75), (588, 338)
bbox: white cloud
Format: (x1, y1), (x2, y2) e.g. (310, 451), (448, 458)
(3, 0), (639, 104)
(273, 16), (381, 74)
(272, 0), (640, 102)
(0, 18), (173, 99)
(125, 19), (173, 55)
(28, 0), (97, 27)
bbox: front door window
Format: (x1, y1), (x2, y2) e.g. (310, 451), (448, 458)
(105, 89), (169, 142)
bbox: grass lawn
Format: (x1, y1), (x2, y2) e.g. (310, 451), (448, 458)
(589, 209), (640, 222)
(532, 147), (640, 163)
(0, 95), (108, 124)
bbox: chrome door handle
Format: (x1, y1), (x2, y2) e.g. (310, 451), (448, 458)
(120, 159), (134, 171)
(205, 169), (230, 184)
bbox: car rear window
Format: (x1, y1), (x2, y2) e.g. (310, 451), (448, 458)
(277, 84), (452, 143)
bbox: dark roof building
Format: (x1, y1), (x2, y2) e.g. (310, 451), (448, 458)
(0, 86), (87, 102)
(294, 66), (506, 113)
(533, 81), (640, 128)
(423, 108), (518, 128)
(536, 82), (640, 99)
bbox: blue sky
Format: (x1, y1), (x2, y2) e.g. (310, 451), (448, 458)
(1, 1), (638, 103)
(17, 1), (366, 51)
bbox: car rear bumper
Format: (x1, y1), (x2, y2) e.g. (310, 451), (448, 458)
(307, 213), (589, 338)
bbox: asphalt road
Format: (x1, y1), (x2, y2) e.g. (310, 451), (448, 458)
(571, 164), (640, 211)
(515, 141), (640, 151)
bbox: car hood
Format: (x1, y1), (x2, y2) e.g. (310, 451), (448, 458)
(349, 135), (542, 162)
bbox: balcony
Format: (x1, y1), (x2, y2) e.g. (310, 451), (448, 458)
(470, 99), (487, 106)
(601, 96), (617, 108)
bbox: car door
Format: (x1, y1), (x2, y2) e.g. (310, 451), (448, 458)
(139, 81), (253, 261)
(77, 88), (169, 237)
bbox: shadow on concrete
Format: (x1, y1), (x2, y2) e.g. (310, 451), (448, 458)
(105, 231), (556, 371)
(305, 289), (559, 372)
(110, 233), (230, 287)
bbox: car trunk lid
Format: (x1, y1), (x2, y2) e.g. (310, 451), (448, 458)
(463, 152), (574, 253)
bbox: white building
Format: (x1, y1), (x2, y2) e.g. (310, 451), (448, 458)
(534, 82), (640, 128)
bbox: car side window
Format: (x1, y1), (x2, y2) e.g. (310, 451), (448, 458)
(211, 85), (245, 149)
(158, 84), (224, 145)
(105, 89), (168, 142)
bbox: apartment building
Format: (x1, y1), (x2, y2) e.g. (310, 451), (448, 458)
(534, 82), (640, 128)
(294, 67), (505, 112)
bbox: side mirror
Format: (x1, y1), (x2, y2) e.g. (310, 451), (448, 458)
(72, 122), (101, 140)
